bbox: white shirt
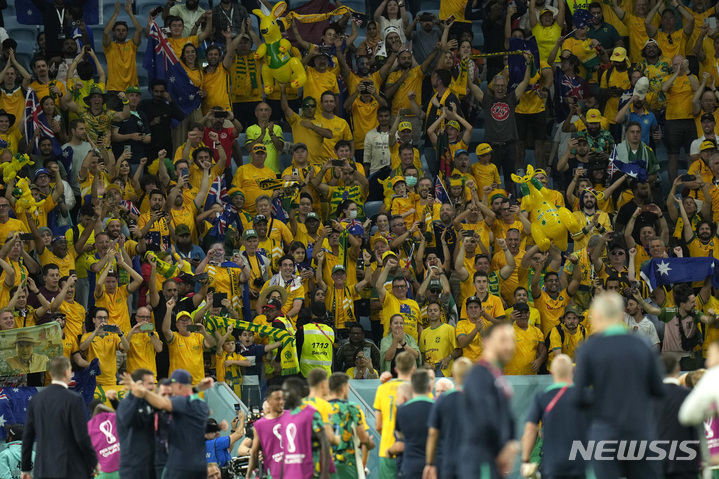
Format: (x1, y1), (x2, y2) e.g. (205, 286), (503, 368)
(51, 380), (69, 389)
(363, 128), (390, 175)
(625, 313), (660, 347)
(168, 4), (206, 37)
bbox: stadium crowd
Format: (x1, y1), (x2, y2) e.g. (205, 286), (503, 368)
(2, 0), (719, 476)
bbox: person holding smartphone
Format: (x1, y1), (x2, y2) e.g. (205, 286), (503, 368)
(79, 307), (131, 387)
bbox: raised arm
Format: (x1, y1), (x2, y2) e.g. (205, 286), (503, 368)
(644, 0), (663, 38)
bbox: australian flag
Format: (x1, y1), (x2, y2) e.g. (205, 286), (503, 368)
(70, 358), (101, 410)
(640, 257), (719, 291)
(144, 21), (202, 127)
(609, 145), (648, 182)
(205, 175), (230, 237)
(25, 89), (62, 157)
(434, 176), (450, 204)
(16, 0), (100, 25)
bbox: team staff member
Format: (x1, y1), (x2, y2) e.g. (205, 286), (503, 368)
(373, 351), (415, 479)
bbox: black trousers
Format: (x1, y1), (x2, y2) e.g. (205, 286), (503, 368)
(489, 141), (516, 195)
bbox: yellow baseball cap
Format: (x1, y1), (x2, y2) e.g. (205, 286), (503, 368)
(585, 109), (602, 123)
(446, 120), (460, 130)
(476, 143), (492, 156)
(382, 251), (398, 261)
(700, 140), (717, 152)
(399, 121), (412, 131)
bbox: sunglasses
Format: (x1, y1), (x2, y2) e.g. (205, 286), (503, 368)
(610, 251), (626, 256)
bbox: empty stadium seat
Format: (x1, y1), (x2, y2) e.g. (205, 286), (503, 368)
(364, 201), (383, 219)
(7, 27), (37, 47)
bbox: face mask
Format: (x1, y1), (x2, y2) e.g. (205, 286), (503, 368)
(405, 176), (417, 187)
(349, 210), (358, 219)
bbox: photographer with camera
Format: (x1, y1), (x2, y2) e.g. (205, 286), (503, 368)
(204, 411), (247, 468)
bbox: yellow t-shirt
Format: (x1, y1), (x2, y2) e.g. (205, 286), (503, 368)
(548, 324), (586, 360)
(168, 331), (205, 385)
(0, 87), (24, 130)
(17, 196), (56, 230)
(533, 288), (572, 337)
(504, 322), (544, 375)
(315, 114), (353, 161)
(80, 332), (121, 386)
(532, 24), (562, 63)
(699, 294), (719, 357)
(623, 13), (658, 64)
(0, 128), (22, 155)
(666, 74), (696, 120)
(460, 292), (505, 321)
(0, 218), (28, 244)
(60, 300), (86, 343)
(104, 40), (139, 92)
(600, 67), (631, 125)
(127, 331), (158, 377)
(455, 318), (483, 361)
(439, 0), (467, 21)
(419, 323), (458, 377)
(349, 97), (380, 150)
(655, 30), (688, 62)
(167, 35), (199, 59)
(201, 65), (231, 115)
(386, 66), (424, 114)
(381, 294), (420, 341)
(94, 286), (132, 334)
(303, 66), (339, 105)
(287, 113), (326, 165)
(492, 248), (525, 305)
(471, 162), (501, 200)
(39, 248), (77, 278)
(372, 378), (405, 458)
(231, 163), (277, 215)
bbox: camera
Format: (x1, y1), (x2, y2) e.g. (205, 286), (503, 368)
(150, 6), (162, 17)
(253, 277), (265, 288)
(214, 110), (228, 119)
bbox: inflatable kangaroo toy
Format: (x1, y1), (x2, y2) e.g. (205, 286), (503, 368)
(253, 2), (307, 94)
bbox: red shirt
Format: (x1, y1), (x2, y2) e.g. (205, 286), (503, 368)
(203, 127), (237, 162)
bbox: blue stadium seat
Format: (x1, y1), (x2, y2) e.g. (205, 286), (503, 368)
(364, 201), (383, 219)
(470, 128), (485, 144)
(103, 4), (118, 21)
(342, 0), (365, 13)
(139, 3), (163, 19)
(7, 27), (38, 47)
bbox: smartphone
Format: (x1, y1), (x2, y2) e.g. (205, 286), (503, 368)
(140, 323), (154, 332)
(331, 159), (343, 166)
(181, 167), (190, 179)
(186, 325), (201, 332)
(103, 324), (118, 333)
(127, 218), (137, 228)
(214, 110), (227, 119)
(234, 403), (241, 412)
(149, 6), (162, 17)
(213, 292), (227, 308)
(123, 145), (131, 154)
(233, 249), (241, 257)
(194, 272), (209, 282)
(446, 14), (455, 23)
(69, 269), (76, 276)
(19, 233), (34, 241)
(681, 174), (696, 182)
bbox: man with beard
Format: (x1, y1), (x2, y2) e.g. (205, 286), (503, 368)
(103, 0), (143, 92)
(587, 2), (623, 57)
(54, 38), (78, 84)
(201, 34), (241, 115)
(344, 80), (387, 168)
(571, 187), (612, 250)
(662, 55), (700, 180)
(385, 46), (442, 140)
(690, 113), (719, 162)
(175, 224), (206, 271)
(459, 323), (518, 477)
(626, 293), (661, 349)
(469, 53), (532, 189)
(139, 80), (184, 160)
(62, 87), (131, 144)
(645, 0), (694, 61)
(62, 119), (91, 196)
(211, 0), (247, 43)
(636, 38), (672, 111)
(111, 86), (151, 163)
(562, 107), (616, 154)
(615, 179), (662, 234)
(29, 58), (66, 110)
(281, 90), (332, 166)
(547, 305), (588, 363)
(138, 190), (172, 251)
(678, 197), (719, 258)
(600, 47), (631, 140)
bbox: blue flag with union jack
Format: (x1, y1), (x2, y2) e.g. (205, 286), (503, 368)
(25, 89), (63, 157)
(15, 0), (100, 25)
(434, 176), (450, 205)
(143, 21), (201, 127)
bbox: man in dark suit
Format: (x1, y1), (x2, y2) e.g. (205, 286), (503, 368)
(21, 356), (97, 479)
(658, 355), (701, 479)
(574, 292), (665, 479)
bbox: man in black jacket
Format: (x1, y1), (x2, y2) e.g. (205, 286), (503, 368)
(658, 355), (701, 479)
(574, 292), (664, 479)
(21, 356), (97, 479)
(116, 368), (157, 479)
(459, 323), (519, 478)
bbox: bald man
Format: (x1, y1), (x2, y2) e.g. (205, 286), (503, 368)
(520, 354), (589, 479)
(573, 293), (664, 479)
(425, 357), (473, 479)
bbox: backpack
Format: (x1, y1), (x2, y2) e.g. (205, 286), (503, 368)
(545, 323), (587, 352)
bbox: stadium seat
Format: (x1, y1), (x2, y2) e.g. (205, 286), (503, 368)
(139, 3), (163, 19)
(7, 27), (37, 47)
(364, 201), (383, 219)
